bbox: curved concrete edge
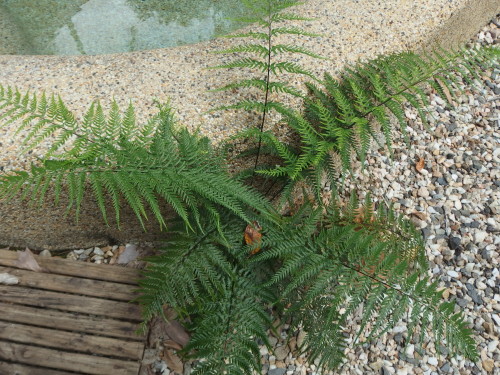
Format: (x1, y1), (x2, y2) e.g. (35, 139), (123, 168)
(424, 0), (500, 50)
(0, 0), (499, 250)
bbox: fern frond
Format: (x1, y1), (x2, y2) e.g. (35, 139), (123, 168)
(252, 46), (499, 198)
(0, 98), (272, 230)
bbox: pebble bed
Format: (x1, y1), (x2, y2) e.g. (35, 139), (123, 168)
(33, 14), (499, 375)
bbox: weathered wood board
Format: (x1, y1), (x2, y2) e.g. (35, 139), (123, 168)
(0, 249), (147, 375)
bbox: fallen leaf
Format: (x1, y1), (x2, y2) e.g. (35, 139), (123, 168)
(435, 78), (455, 106)
(244, 221), (262, 255)
(117, 244), (139, 264)
(163, 339), (183, 351)
(0, 273), (19, 285)
(15, 248), (44, 272)
(163, 349), (184, 374)
(410, 211), (427, 221)
(165, 320), (190, 347)
(415, 157), (425, 172)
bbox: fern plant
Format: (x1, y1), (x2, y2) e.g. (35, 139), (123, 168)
(0, 91), (271, 230)
(251, 46), (500, 201)
(138, 197), (478, 374)
(210, 0), (324, 169)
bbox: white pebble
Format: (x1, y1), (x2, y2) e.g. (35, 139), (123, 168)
(428, 357), (438, 366)
(487, 340), (498, 352)
(447, 270), (459, 278)
(475, 231), (488, 243)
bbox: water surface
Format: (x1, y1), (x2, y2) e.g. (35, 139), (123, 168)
(0, 0), (246, 55)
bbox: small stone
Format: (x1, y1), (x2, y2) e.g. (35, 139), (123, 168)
(487, 340), (498, 352)
(417, 187), (429, 198)
(269, 369), (286, 375)
(93, 247), (104, 256)
(39, 250), (51, 257)
(447, 270), (459, 278)
(405, 344), (415, 358)
(66, 252), (78, 261)
(440, 363), (451, 373)
(475, 231), (488, 243)
(482, 359), (494, 373)
(428, 357), (438, 366)
(465, 283), (483, 305)
(274, 345), (289, 361)
(448, 236), (461, 250)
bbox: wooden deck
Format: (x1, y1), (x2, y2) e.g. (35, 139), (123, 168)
(0, 249), (147, 375)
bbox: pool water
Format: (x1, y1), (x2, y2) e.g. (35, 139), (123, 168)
(0, 0), (246, 55)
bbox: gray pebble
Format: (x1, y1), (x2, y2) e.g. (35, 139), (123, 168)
(465, 283), (483, 305)
(269, 368), (286, 375)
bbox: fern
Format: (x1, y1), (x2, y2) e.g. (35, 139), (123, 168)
(0, 93), (271, 230)
(253, 46), (500, 201)
(250, 198), (479, 370)
(137, 211), (275, 375)
(210, 0), (324, 169)
(137, 197), (478, 374)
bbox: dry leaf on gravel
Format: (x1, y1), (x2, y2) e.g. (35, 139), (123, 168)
(163, 339), (183, 351)
(117, 244), (139, 264)
(165, 320), (190, 347)
(415, 157), (425, 172)
(434, 78), (455, 106)
(163, 349), (184, 374)
(411, 211), (427, 221)
(0, 273), (19, 285)
(15, 248), (44, 272)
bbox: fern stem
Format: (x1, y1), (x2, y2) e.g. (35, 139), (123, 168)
(253, 2), (273, 171)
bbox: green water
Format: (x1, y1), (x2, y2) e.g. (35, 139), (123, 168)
(0, 0), (246, 55)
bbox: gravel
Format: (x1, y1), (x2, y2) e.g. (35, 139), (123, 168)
(40, 13), (500, 375)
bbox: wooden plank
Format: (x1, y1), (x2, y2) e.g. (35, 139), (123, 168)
(0, 321), (144, 360)
(0, 302), (144, 340)
(0, 361), (84, 375)
(0, 286), (142, 321)
(0, 249), (140, 284)
(0, 342), (140, 375)
(0, 266), (139, 302)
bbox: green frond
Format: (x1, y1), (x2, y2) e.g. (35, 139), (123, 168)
(222, 31), (269, 40)
(210, 58), (269, 72)
(270, 12), (314, 22)
(210, 79), (305, 98)
(213, 44), (269, 58)
(271, 27), (322, 38)
(0, 98), (271, 230)
(270, 44), (326, 59)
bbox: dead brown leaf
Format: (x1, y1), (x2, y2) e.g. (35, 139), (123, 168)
(435, 78), (455, 106)
(15, 248), (44, 272)
(410, 211), (427, 221)
(415, 157), (425, 172)
(244, 221), (262, 255)
(165, 320), (190, 347)
(163, 339), (183, 351)
(162, 349), (184, 374)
